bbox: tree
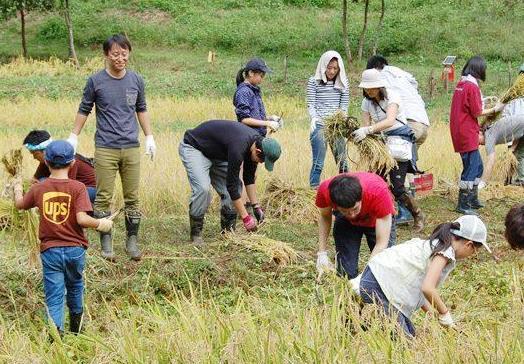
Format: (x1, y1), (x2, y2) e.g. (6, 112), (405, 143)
(59, 0), (79, 67)
(357, 0), (369, 61)
(0, 0), (54, 57)
(341, 0), (352, 63)
(372, 0), (385, 55)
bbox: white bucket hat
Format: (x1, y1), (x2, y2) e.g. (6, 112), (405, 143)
(358, 68), (386, 89)
(451, 215), (491, 253)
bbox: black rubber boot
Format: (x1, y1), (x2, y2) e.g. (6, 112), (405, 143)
(70, 312), (83, 334)
(220, 207), (237, 233)
(94, 211), (115, 261)
(456, 188), (478, 215)
(470, 184), (484, 209)
(189, 214), (204, 245)
(125, 212), (142, 261)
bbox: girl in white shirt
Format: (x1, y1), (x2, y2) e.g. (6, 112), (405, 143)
(358, 215), (491, 337)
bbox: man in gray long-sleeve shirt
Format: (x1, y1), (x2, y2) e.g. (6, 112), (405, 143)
(67, 34), (156, 262)
(179, 120), (282, 245)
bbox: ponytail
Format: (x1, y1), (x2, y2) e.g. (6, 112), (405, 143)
(429, 221), (461, 257)
(236, 67), (246, 86)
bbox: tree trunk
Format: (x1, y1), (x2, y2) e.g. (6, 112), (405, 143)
(342, 0), (352, 63)
(62, 0), (79, 68)
(357, 0), (370, 61)
(372, 0), (385, 55)
(20, 8), (27, 58)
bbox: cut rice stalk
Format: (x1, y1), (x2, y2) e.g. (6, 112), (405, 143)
(261, 178), (317, 222)
(324, 111), (397, 175)
(224, 232), (298, 267)
(1, 149), (23, 177)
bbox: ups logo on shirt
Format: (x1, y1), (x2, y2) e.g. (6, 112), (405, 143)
(43, 192), (71, 225)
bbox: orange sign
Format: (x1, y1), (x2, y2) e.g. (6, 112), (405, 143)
(43, 191), (71, 225)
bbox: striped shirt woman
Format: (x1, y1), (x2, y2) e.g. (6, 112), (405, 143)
(307, 50), (350, 188)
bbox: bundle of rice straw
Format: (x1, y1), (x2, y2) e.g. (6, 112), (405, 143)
(261, 178), (317, 222)
(493, 149), (518, 185)
(225, 232), (298, 267)
(0, 198), (40, 265)
(324, 111), (397, 174)
(484, 74), (524, 126)
(1, 149), (23, 177)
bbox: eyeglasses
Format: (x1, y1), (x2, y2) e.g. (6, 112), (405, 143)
(108, 52), (129, 60)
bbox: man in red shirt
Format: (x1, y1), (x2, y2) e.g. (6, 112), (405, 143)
(315, 172), (396, 279)
(23, 130), (96, 204)
(12, 140), (112, 336)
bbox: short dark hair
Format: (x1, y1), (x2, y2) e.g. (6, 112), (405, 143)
(505, 203), (524, 250)
(461, 55), (486, 82)
(328, 175), (362, 208)
(255, 137), (265, 160)
(103, 34), (132, 55)
(46, 160), (72, 170)
(23, 130), (50, 146)
(366, 55), (388, 70)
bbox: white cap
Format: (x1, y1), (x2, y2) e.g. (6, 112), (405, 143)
(451, 215), (491, 253)
(358, 69), (386, 89)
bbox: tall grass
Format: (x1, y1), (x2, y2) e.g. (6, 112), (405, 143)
(0, 97), (511, 216)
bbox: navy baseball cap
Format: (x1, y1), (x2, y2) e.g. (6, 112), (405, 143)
(245, 58), (272, 74)
(45, 140), (75, 165)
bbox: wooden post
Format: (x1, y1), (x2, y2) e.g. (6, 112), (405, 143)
(508, 61), (512, 87)
(428, 69), (435, 101)
(283, 56), (288, 83)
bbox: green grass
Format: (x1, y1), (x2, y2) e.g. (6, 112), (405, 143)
(1, 195), (523, 362)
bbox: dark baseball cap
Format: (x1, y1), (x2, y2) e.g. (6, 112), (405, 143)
(261, 138), (281, 171)
(45, 140), (75, 165)
(245, 58), (272, 74)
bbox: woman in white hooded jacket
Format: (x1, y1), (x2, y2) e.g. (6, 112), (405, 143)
(307, 51), (350, 188)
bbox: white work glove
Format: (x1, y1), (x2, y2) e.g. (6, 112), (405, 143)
(438, 311), (455, 328)
(67, 133), (78, 152)
(96, 218), (113, 233)
(316, 250), (334, 274)
(350, 274), (361, 295)
(351, 126), (373, 143)
(493, 101), (505, 113)
(267, 120), (280, 132)
(478, 180), (487, 190)
(268, 115), (284, 129)
(310, 117), (321, 133)
(145, 135), (156, 160)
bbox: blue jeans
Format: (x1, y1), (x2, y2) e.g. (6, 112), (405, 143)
(459, 150), (483, 189)
(41, 246), (86, 331)
(87, 186), (96, 205)
(309, 126), (349, 188)
(333, 213), (396, 279)
(360, 266), (416, 337)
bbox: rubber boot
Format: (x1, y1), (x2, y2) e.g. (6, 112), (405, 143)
(456, 188), (478, 215)
(395, 200), (414, 225)
(94, 211), (115, 261)
(70, 312), (83, 334)
(189, 214), (204, 246)
(125, 213), (142, 261)
(220, 207), (237, 233)
(399, 193), (425, 233)
(469, 184), (484, 209)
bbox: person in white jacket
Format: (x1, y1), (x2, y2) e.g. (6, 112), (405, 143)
(367, 55), (430, 146)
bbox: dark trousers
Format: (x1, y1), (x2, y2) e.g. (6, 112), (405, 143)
(459, 150), (483, 188)
(360, 266), (416, 337)
(333, 214), (396, 279)
(388, 161), (410, 199)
